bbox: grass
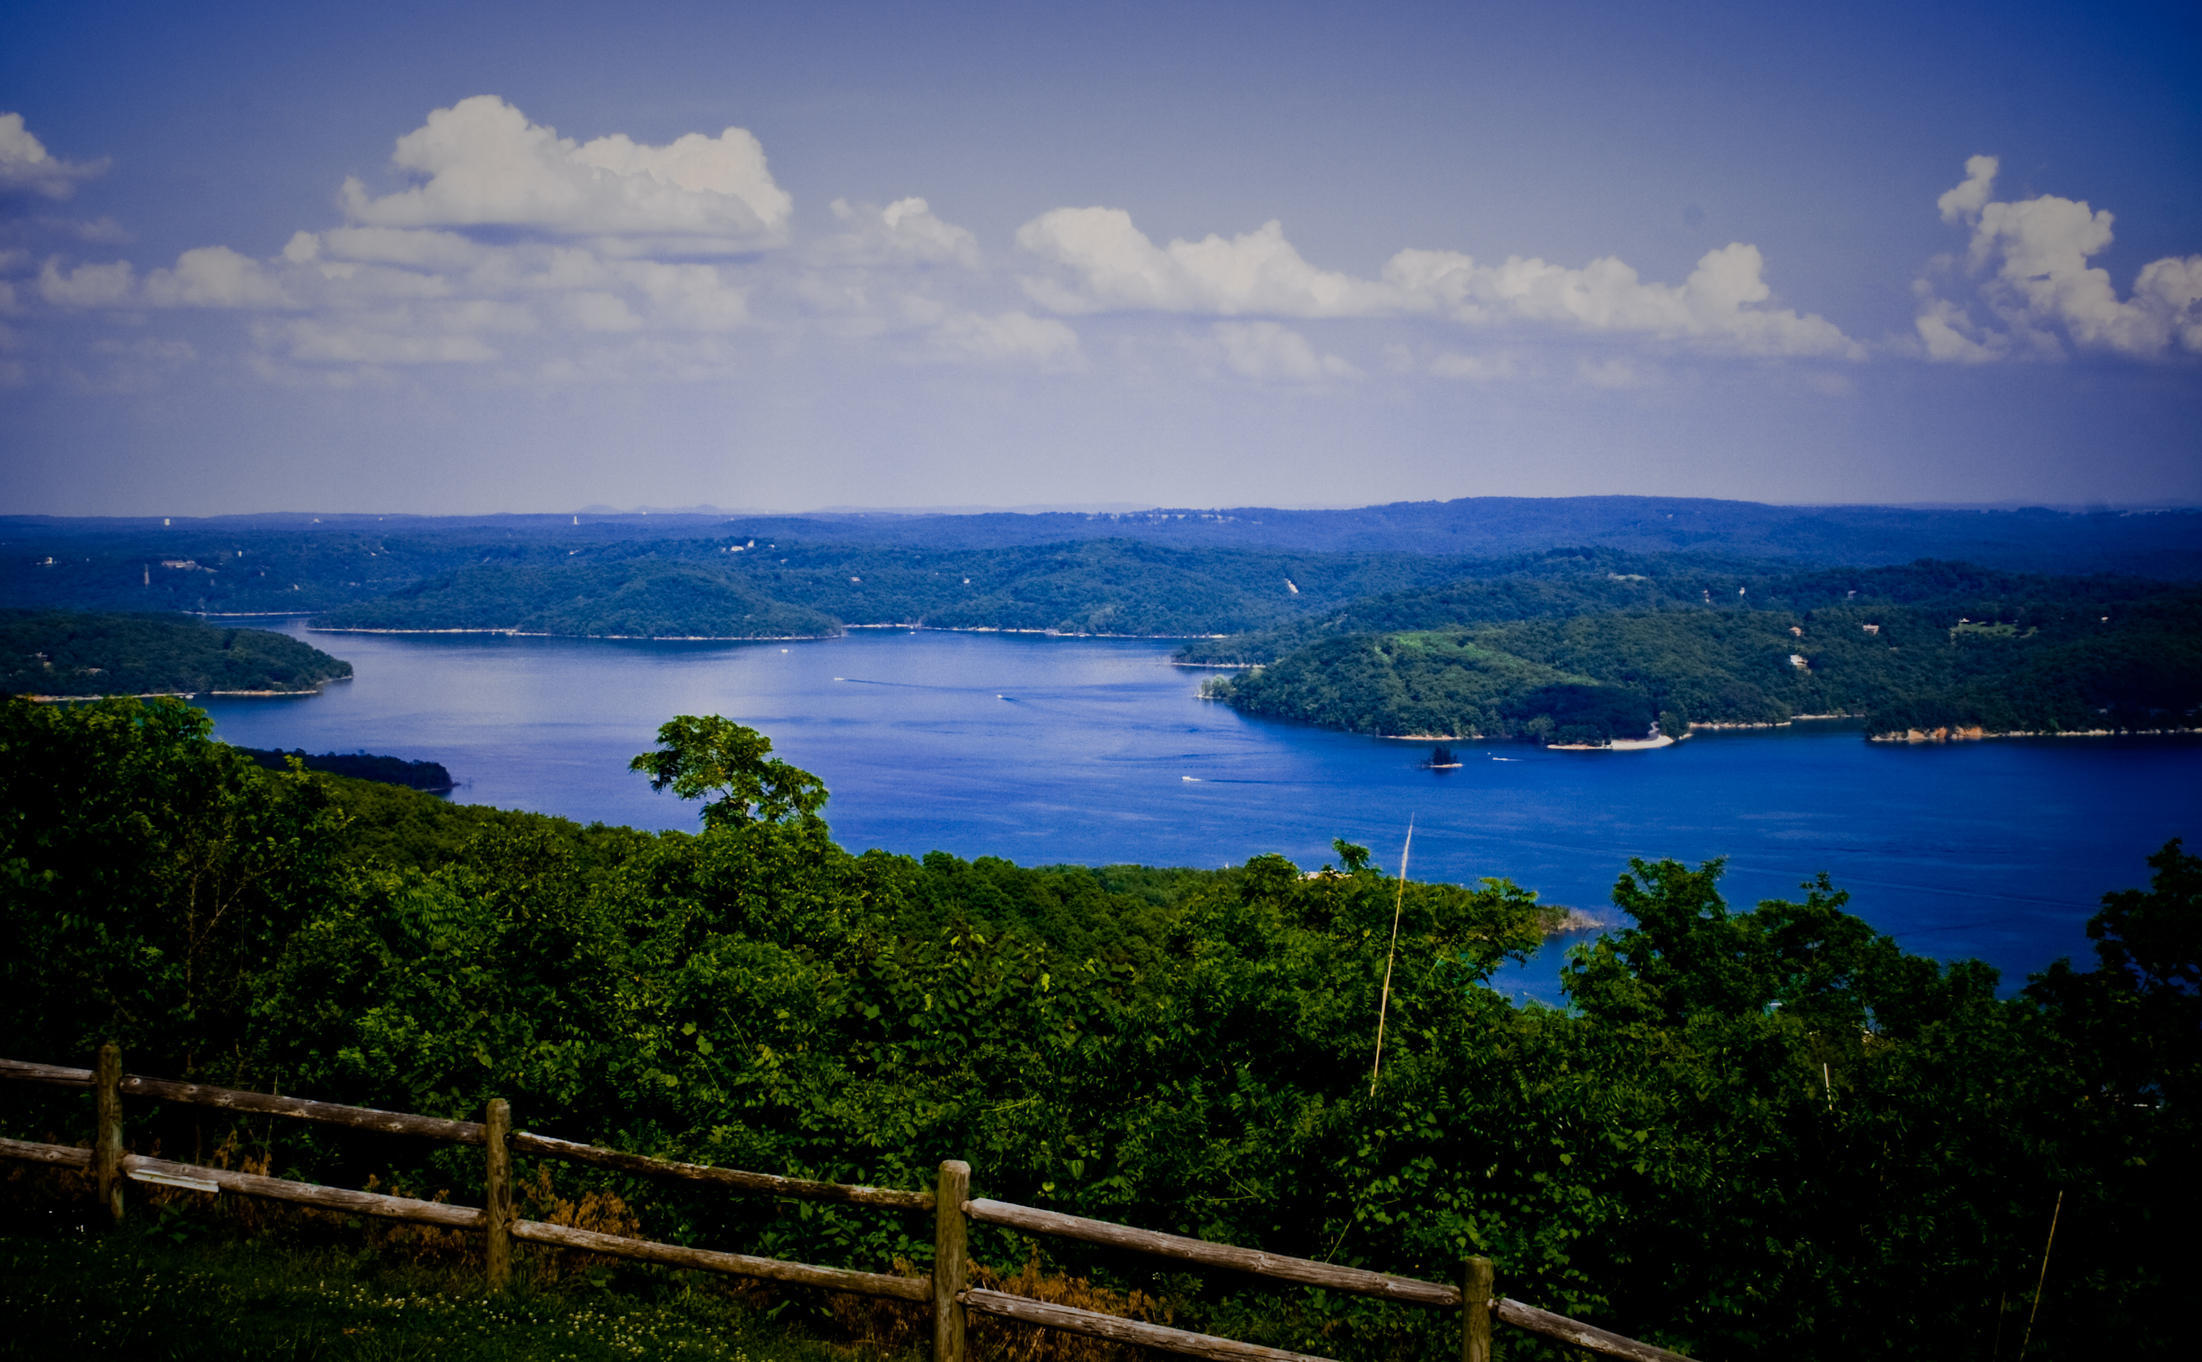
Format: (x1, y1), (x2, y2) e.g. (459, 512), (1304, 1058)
(0, 1197), (915, 1362)
(0, 1170), (1349, 1362)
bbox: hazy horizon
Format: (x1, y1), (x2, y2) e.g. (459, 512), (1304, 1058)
(4, 1), (2197, 517)
(11, 491), (2202, 523)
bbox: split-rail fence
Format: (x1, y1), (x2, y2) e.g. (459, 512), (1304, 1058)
(1, 1049), (1697, 1362)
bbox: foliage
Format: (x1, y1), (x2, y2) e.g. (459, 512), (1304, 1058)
(6, 500), (2200, 626)
(0, 609), (352, 696)
(307, 539), (1485, 639)
(0, 696), (2193, 1359)
(0, 696), (341, 1083)
(1201, 569), (2202, 742)
(631, 716), (831, 830)
(0, 1222), (826, 1361)
(234, 746), (456, 791)
(2017, 840), (2200, 1358)
(317, 560), (841, 639)
(9, 507), (2196, 651)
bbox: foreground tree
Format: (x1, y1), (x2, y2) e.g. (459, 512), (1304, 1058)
(629, 714), (828, 830)
(0, 695), (336, 1080)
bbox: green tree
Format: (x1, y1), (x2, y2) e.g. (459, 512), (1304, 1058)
(0, 695), (337, 1080)
(628, 714), (828, 830)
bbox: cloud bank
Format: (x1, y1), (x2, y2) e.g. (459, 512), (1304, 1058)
(1016, 208), (1861, 358)
(0, 113), (109, 201)
(21, 102), (1043, 377)
(339, 96), (792, 252)
(12, 104), (2199, 398)
(1916, 155), (2202, 362)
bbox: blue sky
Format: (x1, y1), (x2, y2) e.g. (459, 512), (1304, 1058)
(3, 0), (2197, 515)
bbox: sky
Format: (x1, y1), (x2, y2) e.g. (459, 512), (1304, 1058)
(2, 0), (2197, 517)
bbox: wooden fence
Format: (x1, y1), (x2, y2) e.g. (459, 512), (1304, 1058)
(1, 1050), (1698, 1362)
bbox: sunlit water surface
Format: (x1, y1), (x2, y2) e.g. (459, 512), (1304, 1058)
(199, 625), (2201, 1003)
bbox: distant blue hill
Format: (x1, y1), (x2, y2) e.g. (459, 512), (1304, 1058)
(6, 495), (2197, 577)
(2, 497), (2194, 632)
(705, 496), (2202, 577)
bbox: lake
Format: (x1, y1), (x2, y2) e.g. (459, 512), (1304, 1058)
(198, 624), (2201, 1002)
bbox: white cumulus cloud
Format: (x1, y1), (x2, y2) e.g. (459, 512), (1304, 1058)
(824, 197), (983, 268)
(0, 113), (109, 201)
(281, 320), (501, 366)
(1017, 211), (1397, 317)
(1916, 155), (2202, 361)
(1016, 207), (1857, 358)
(1383, 241), (1859, 357)
(612, 261), (749, 331)
(1209, 321), (1358, 382)
(39, 246), (293, 309)
(39, 258), (136, 307)
(142, 247), (294, 308)
(1937, 154), (1999, 225)
(339, 96), (791, 252)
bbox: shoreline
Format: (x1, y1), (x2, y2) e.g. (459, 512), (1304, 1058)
(1870, 724), (2202, 743)
(1547, 908), (1615, 935)
(1552, 734), (1677, 752)
(1687, 713), (1862, 732)
(25, 684), (337, 703)
(1377, 731), (1679, 750)
(307, 626), (842, 641)
(305, 622), (1228, 642)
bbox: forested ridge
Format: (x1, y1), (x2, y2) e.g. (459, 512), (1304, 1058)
(307, 539), (1486, 638)
(2, 695), (2193, 1360)
(0, 609), (353, 697)
(1191, 563), (2202, 744)
(7, 494), (2198, 631)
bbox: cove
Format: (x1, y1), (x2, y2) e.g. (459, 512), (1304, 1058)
(198, 623), (2201, 1001)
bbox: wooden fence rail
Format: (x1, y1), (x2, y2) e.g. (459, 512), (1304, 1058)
(510, 1129), (932, 1209)
(965, 1198), (1460, 1307)
(962, 1288), (1331, 1362)
(1, 1050), (1699, 1361)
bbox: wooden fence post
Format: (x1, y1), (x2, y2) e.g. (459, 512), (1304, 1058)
(485, 1097), (512, 1292)
(94, 1044), (123, 1227)
(934, 1160), (971, 1362)
(1463, 1256), (1494, 1362)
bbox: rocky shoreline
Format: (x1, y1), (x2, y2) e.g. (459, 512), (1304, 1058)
(25, 681), (342, 702)
(1870, 724), (2202, 743)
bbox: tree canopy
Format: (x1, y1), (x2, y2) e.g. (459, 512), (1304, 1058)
(629, 714), (829, 829)
(0, 693), (2192, 1359)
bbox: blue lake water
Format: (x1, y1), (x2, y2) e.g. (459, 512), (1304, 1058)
(199, 624), (2201, 1002)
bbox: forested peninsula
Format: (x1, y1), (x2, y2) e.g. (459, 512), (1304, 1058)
(1, 694), (2192, 1360)
(0, 609), (353, 697)
(231, 746), (456, 792)
(1189, 563), (2202, 745)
